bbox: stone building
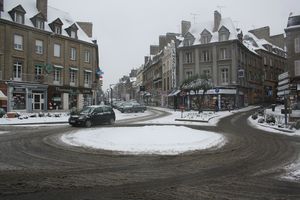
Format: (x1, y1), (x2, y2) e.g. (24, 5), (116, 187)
(177, 11), (286, 110)
(0, 0), (99, 112)
(285, 12), (300, 104)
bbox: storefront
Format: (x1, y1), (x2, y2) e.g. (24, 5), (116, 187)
(6, 81), (48, 112)
(178, 88), (244, 111)
(48, 86), (93, 111)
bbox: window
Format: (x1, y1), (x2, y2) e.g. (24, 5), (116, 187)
(84, 71), (91, 86)
(53, 68), (61, 82)
(70, 69), (77, 85)
(220, 33), (227, 42)
(54, 26), (61, 34)
(36, 19), (44, 30)
(14, 12), (23, 24)
(202, 50), (210, 62)
(14, 34), (23, 50)
(54, 44), (61, 57)
(184, 52), (193, 63)
(13, 61), (22, 80)
(84, 51), (90, 63)
(203, 69), (211, 78)
(35, 65), (43, 81)
(35, 40), (43, 54)
(295, 60), (300, 76)
(219, 48), (227, 60)
(70, 48), (76, 60)
(202, 36), (210, 44)
(263, 57), (267, 65)
(186, 71), (193, 79)
(71, 31), (76, 39)
(221, 68), (229, 84)
(295, 37), (300, 53)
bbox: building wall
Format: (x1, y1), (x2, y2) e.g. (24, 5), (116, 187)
(0, 17), (98, 112)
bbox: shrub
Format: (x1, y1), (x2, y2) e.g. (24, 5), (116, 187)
(266, 115), (276, 124)
(251, 113), (258, 120)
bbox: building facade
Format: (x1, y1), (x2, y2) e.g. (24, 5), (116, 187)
(285, 12), (300, 104)
(177, 11), (286, 110)
(0, 0), (99, 112)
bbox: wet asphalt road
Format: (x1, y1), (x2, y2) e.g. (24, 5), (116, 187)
(0, 108), (300, 199)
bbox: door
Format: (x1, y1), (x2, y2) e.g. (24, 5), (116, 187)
(32, 93), (44, 111)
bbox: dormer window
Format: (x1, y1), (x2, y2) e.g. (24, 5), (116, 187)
(65, 23), (79, 39)
(9, 5), (26, 24)
(36, 19), (44, 30)
(218, 26), (230, 42)
(55, 26), (61, 34)
(30, 13), (46, 30)
(183, 32), (195, 47)
(71, 31), (76, 38)
(49, 18), (63, 35)
(200, 29), (212, 44)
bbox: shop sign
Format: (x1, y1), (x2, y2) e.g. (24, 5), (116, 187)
(45, 64), (54, 74)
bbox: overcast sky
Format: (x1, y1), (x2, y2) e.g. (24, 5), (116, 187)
(49, 0), (298, 90)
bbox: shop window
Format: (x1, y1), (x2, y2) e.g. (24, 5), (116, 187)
(12, 89), (26, 110)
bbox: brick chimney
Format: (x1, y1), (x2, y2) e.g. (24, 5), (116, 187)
(36, 0), (48, 20)
(181, 20), (191, 36)
(159, 35), (167, 51)
(213, 10), (221, 32)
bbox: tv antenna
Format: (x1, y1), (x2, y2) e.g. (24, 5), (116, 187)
(217, 5), (225, 14)
(190, 13), (201, 24)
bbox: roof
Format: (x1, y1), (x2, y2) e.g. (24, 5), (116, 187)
(179, 17), (238, 47)
(1, 0), (94, 44)
(243, 32), (285, 56)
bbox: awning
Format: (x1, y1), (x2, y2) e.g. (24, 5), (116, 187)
(168, 90), (181, 96)
(53, 65), (64, 69)
(0, 90), (7, 101)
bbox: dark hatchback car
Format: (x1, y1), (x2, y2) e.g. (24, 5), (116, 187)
(69, 105), (116, 127)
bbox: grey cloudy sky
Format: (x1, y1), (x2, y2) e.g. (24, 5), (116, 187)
(49, 0), (298, 90)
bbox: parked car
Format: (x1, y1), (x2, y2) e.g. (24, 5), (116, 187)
(69, 105), (115, 127)
(119, 102), (146, 113)
(0, 108), (6, 118)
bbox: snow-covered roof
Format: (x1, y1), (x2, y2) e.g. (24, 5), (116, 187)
(1, 0), (94, 44)
(243, 32), (285, 56)
(289, 11), (300, 17)
(179, 17), (238, 47)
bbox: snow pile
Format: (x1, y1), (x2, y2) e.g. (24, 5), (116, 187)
(61, 126), (225, 155)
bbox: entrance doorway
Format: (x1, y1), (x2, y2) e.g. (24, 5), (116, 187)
(32, 93), (44, 111)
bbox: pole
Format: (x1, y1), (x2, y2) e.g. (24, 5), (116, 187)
(110, 87), (113, 106)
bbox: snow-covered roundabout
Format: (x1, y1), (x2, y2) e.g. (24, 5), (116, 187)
(61, 126), (226, 155)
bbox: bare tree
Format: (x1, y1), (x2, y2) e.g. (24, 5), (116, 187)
(180, 74), (212, 113)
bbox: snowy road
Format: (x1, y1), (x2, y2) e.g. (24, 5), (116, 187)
(0, 108), (300, 199)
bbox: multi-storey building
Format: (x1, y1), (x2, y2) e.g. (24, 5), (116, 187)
(285, 12), (300, 104)
(177, 11), (286, 110)
(0, 0), (99, 112)
(244, 28), (287, 103)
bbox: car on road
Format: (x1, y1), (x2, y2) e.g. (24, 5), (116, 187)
(69, 105), (115, 127)
(119, 102), (147, 113)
